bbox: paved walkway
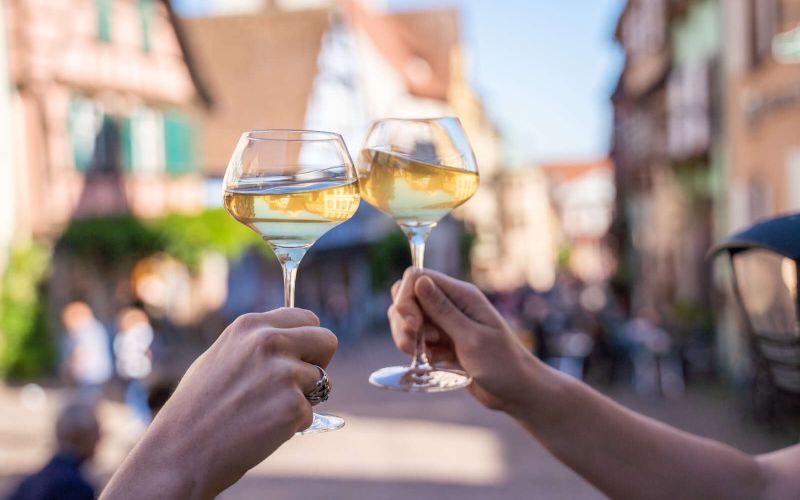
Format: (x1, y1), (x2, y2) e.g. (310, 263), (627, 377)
(1, 337), (796, 499)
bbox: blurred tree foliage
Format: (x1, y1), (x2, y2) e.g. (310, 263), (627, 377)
(150, 209), (264, 269)
(57, 209), (264, 270)
(0, 242), (55, 378)
(0, 210), (264, 380)
(57, 215), (165, 266)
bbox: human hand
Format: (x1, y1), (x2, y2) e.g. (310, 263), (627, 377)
(388, 269), (540, 415)
(102, 308), (337, 500)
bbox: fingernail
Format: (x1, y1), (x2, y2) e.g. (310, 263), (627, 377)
(417, 276), (436, 298)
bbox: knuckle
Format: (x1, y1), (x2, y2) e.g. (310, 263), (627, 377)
(297, 308), (320, 327)
(261, 329), (286, 352)
(393, 302), (417, 318)
(388, 316), (405, 337)
(232, 313), (260, 332)
(268, 357), (295, 383)
(320, 327), (338, 350)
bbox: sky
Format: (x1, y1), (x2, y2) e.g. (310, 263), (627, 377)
(173, 0), (625, 167)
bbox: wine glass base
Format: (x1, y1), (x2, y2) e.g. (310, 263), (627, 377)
(369, 365), (472, 392)
(297, 412), (345, 435)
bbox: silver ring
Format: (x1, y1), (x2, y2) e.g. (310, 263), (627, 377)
(304, 365), (331, 406)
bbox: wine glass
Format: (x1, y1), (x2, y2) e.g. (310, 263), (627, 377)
(223, 129), (360, 433)
(357, 117), (479, 392)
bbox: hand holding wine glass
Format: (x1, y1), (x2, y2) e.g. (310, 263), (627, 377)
(223, 129), (360, 433)
(102, 308), (337, 499)
(388, 268), (541, 413)
(357, 117), (479, 392)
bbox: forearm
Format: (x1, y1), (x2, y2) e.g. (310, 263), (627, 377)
(101, 419), (215, 500)
(509, 361), (766, 500)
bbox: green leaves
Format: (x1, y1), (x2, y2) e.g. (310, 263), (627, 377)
(0, 242), (54, 378)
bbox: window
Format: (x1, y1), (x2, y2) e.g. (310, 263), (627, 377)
(90, 116), (121, 172)
(97, 0), (112, 42)
(69, 96), (102, 172)
(164, 111), (196, 175)
(120, 116), (133, 172)
(131, 108), (165, 174)
(138, 0), (153, 53)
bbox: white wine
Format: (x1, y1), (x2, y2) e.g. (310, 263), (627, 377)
(358, 148), (478, 226)
(224, 179), (360, 247)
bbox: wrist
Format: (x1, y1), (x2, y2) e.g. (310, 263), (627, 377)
(501, 355), (570, 425)
(106, 416), (215, 500)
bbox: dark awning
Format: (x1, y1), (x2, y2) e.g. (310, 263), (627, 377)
(709, 213), (800, 260)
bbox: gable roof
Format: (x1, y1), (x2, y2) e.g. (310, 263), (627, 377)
(182, 8), (330, 173)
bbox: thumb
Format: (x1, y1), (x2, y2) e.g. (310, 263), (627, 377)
(415, 276), (473, 336)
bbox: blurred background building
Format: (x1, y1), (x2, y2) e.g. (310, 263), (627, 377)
(2, 0), (208, 239)
(611, 0), (800, 383)
(3, 0), (800, 497)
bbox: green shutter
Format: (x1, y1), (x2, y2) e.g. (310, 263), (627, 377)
(120, 116), (133, 172)
(138, 0), (152, 53)
(69, 97), (91, 172)
(164, 111), (196, 175)
(97, 0), (111, 42)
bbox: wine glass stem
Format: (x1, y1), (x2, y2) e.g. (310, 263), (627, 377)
(274, 246), (307, 308)
(402, 224), (435, 370)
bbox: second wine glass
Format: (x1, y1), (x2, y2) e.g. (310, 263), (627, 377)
(357, 117), (479, 392)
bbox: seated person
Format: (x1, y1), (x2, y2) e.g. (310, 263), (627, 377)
(7, 400), (100, 500)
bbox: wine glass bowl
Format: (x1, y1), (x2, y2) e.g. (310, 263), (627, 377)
(357, 117), (478, 229)
(357, 117), (479, 392)
(223, 129), (359, 433)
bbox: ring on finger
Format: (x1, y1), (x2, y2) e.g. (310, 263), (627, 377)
(304, 365), (331, 406)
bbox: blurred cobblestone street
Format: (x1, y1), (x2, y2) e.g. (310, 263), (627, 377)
(1, 336), (795, 500)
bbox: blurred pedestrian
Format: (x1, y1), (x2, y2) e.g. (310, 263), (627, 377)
(61, 302), (112, 398)
(114, 308), (154, 427)
(6, 400), (100, 500)
(624, 306), (685, 397)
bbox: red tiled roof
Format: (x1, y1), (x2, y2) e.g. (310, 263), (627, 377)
(541, 158), (614, 183)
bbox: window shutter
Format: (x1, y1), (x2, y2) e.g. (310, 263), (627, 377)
(138, 0), (153, 53)
(120, 116), (133, 172)
(97, 0), (112, 42)
(69, 97), (98, 172)
(164, 112), (196, 175)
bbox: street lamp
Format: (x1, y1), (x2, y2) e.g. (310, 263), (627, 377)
(712, 213), (800, 424)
